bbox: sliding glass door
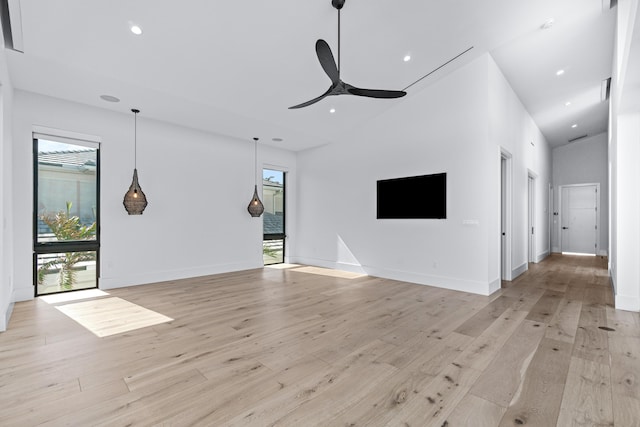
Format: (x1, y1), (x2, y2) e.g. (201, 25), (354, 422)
(33, 136), (100, 296)
(262, 169), (285, 265)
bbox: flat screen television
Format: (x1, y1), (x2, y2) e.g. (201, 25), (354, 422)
(377, 172), (446, 219)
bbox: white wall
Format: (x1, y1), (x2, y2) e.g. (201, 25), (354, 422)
(488, 55), (552, 282)
(0, 48), (15, 331)
(551, 133), (609, 255)
(609, 100), (617, 295)
(612, 113), (640, 311)
(4, 54), (553, 311)
(609, 0), (640, 312)
(11, 90), (296, 301)
(293, 53), (550, 296)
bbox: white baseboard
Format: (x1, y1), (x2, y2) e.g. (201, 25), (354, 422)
(609, 268), (617, 294)
(100, 261), (260, 290)
(512, 262), (528, 280)
(552, 246), (561, 253)
(488, 277), (502, 295)
(536, 250), (550, 263)
(1, 302), (15, 332)
(292, 257), (495, 296)
(607, 268), (636, 312)
(334, 262), (367, 275)
(609, 272), (616, 298)
(366, 266), (495, 296)
(13, 287), (34, 302)
(615, 294), (640, 312)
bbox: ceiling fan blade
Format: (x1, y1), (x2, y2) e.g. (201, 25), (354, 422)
(316, 39), (339, 84)
(288, 86), (333, 109)
(348, 87), (407, 99)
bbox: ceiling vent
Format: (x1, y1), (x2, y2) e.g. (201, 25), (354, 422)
(0, 0), (13, 50)
(569, 134), (589, 143)
(601, 77), (611, 101)
(0, 0), (23, 52)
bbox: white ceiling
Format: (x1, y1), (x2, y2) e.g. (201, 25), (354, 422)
(3, 0), (618, 150)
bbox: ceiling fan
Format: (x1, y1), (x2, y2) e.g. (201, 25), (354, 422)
(289, 0), (407, 109)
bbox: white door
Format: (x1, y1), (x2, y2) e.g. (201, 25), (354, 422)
(561, 185), (598, 254)
(501, 157), (507, 279)
(500, 153), (512, 281)
(528, 176), (535, 262)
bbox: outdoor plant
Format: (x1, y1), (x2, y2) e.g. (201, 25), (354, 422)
(263, 243), (280, 258)
(37, 201), (96, 290)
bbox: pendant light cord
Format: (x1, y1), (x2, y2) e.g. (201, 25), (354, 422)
(131, 108), (140, 170)
(337, 9), (341, 72)
(134, 111), (137, 169)
(253, 137), (259, 186)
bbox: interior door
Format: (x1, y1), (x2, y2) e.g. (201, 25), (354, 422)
(528, 176), (535, 262)
(561, 185), (597, 254)
(501, 157), (507, 280)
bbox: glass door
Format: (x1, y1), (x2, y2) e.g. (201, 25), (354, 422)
(33, 136), (100, 296)
(262, 169), (285, 265)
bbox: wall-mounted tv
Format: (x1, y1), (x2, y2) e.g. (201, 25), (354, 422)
(377, 172), (446, 219)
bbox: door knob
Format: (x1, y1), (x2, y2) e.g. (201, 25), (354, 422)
(562, 226), (569, 230)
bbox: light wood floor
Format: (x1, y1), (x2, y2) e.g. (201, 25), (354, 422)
(1, 255), (639, 426)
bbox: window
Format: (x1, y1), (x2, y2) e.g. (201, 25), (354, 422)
(33, 135), (100, 296)
(262, 169), (285, 265)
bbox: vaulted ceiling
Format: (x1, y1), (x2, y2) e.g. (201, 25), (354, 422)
(3, 0), (618, 151)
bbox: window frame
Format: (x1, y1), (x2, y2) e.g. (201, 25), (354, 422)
(32, 135), (101, 296)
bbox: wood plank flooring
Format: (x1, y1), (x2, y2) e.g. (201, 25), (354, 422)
(1, 254), (638, 426)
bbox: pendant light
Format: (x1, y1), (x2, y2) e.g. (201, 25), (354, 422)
(123, 108), (148, 215)
(247, 137), (264, 217)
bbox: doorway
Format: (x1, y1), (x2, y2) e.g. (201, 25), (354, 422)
(500, 151), (512, 281)
(262, 168), (285, 265)
(33, 136), (100, 296)
(560, 184), (599, 255)
(528, 175), (536, 263)
(548, 183), (553, 256)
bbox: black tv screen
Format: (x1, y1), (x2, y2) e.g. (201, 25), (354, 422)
(377, 173), (446, 219)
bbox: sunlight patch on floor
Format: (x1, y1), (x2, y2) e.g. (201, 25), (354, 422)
(55, 297), (173, 337)
(40, 289), (110, 304)
(561, 252), (596, 257)
(265, 263), (301, 270)
(291, 266), (367, 279)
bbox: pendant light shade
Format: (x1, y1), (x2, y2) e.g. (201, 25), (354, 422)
(123, 169), (148, 214)
(247, 137), (264, 217)
(123, 109), (148, 215)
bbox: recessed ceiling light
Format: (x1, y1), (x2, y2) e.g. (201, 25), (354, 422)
(541, 18), (555, 29)
(556, 69), (565, 76)
(565, 101), (571, 106)
(272, 137), (283, 142)
(571, 124), (578, 128)
(100, 95), (120, 103)
(329, 108), (336, 114)
(130, 24), (143, 35)
(403, 55), (411, 62)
